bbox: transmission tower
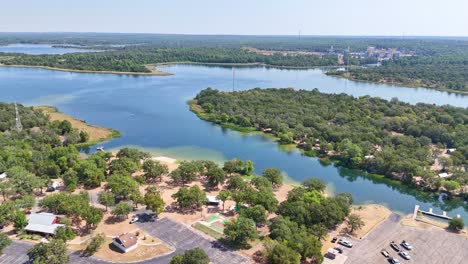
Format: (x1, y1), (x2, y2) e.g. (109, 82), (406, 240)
(14, 102), (23, 132)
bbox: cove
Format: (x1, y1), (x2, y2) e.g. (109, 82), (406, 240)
(0, 64), (467, 221)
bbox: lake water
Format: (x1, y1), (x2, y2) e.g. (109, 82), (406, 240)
(0, 44), (100, 55)
(0, 63), (467, 221)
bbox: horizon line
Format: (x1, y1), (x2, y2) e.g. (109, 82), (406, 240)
(1, 31), (467, 38)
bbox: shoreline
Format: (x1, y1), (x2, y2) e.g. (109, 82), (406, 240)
(0, 64), (172, 76)
(34, 105), (121, 147)
(188, 100), (466, 199)
(327, 72), (468, 95)
(0, 62), (346, 77)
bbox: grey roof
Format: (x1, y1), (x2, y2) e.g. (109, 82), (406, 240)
(25, 213), (63, 235)
(28, 213), (57, 225)
(25, 223), (64, 235)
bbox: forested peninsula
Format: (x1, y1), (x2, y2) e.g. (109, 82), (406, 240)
(327, 56), (468, 93)
(0, 47), (340, 74)
(191, 88), (468, 195)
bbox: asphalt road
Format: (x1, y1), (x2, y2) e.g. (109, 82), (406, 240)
(0, 216), (249, 264)
(344, 213), (468, 264)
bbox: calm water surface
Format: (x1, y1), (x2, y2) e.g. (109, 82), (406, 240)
(0, 63), (467, 221)
(0, 44), (100, 55)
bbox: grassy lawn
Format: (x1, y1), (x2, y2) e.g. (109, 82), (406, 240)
(193, 222), (223, 239)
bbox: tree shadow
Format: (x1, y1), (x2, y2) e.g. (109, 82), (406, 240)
(105, 216), (126, 225)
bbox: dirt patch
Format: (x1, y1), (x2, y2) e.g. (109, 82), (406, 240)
(34, 106), (116, 143)
(93, 237), (172, 263)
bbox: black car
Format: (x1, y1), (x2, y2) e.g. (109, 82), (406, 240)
(334, 247), (343, 254)
(331, 237), (338, 243)
(390, 241), (400, 252)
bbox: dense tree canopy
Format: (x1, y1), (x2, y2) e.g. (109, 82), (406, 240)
(194, 88), (468, 194)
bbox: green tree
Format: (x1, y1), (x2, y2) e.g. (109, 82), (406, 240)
(0, 233), (11, 255)
(112, 202), (133, 219)
(8, 166), (45, 195)
(116, 147), (150, 163)
(144, 191), (165, 217)
(82, 207), (103, 229)
(58, 120), (72, 135)
(169, 247), (210, 264)
(13, 210), (27, 230)
(84, 233), (105, 256)
(106, 174), (139, 199)
(216, 190), (231, 211)
(205, 166), (225, 188)
(448, 217), (464, 232)
(223, 216), (258, 247)
(223, 158), (244, 174)
(267, 243), (300, 264)
(170, 161), (198, 185)
(109, 158), (139, 175)
(243, 160), (254, 175)
(98, 192), (115, 212)
(302, 178), (326, 193)
(79, 131), (89, 143)
(171, 186), (207, 210)
(27, 239), (69, 264)
(239, 205), (267, 226)
(278, 132), (294, 144)
(262, 168), (283, 187)
(142, 159), (169, 183)
(55, 226), (76, 242)
(346, 213), (365, 234)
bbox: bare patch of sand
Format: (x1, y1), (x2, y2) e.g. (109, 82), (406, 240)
(34, 106), (115, 143)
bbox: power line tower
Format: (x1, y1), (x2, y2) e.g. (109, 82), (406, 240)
(14, 102), (23, 132)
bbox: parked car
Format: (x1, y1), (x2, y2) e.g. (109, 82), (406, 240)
(331, 237), (337, 243)
(390, 241), (400, 251)
(399, 251), (411, 260)
(129, 216), (139, 224)
(381, 249), (390, 257)
(401, 240), (412, 250)
(388, 257), (401, 264)
(338, 239), (353, 248)
(334, 247), (343, 254)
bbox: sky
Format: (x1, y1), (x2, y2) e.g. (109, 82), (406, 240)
(1, 0), (467, 36)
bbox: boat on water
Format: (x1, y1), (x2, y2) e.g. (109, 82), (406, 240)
(96, 146), (105, 151)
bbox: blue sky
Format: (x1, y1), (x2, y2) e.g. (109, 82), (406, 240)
(1, 0), (467, 36)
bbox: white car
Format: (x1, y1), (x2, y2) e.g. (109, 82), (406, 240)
(389, 257), (401, 264)
(129, 216), (139, 224)
(401, 240), (412, 250)
(338, 239), (353, 248)
(399, 251), (411, 260)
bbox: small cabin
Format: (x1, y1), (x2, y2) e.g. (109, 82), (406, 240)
(113, 233), (138, 253)
(438, 172), (450, 178)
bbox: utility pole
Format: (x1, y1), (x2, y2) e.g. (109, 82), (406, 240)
(14, 102), (23, 132)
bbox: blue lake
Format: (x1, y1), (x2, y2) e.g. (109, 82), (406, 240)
(0, 44), (100, 55)
(0, 63), (467, 221)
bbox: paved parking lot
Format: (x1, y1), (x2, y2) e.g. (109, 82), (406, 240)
(138, 216), (249, 264)
(344, 213), (468, 264)
(0, 217), (249, 264)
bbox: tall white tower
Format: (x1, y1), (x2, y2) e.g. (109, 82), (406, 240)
(14, 102), (23, 132)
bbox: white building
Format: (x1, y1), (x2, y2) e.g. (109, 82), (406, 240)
(113, 233), (138, 253)
(25, 213), (64, 236)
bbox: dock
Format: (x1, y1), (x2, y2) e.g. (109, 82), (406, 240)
(413, 205), (460, 220)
